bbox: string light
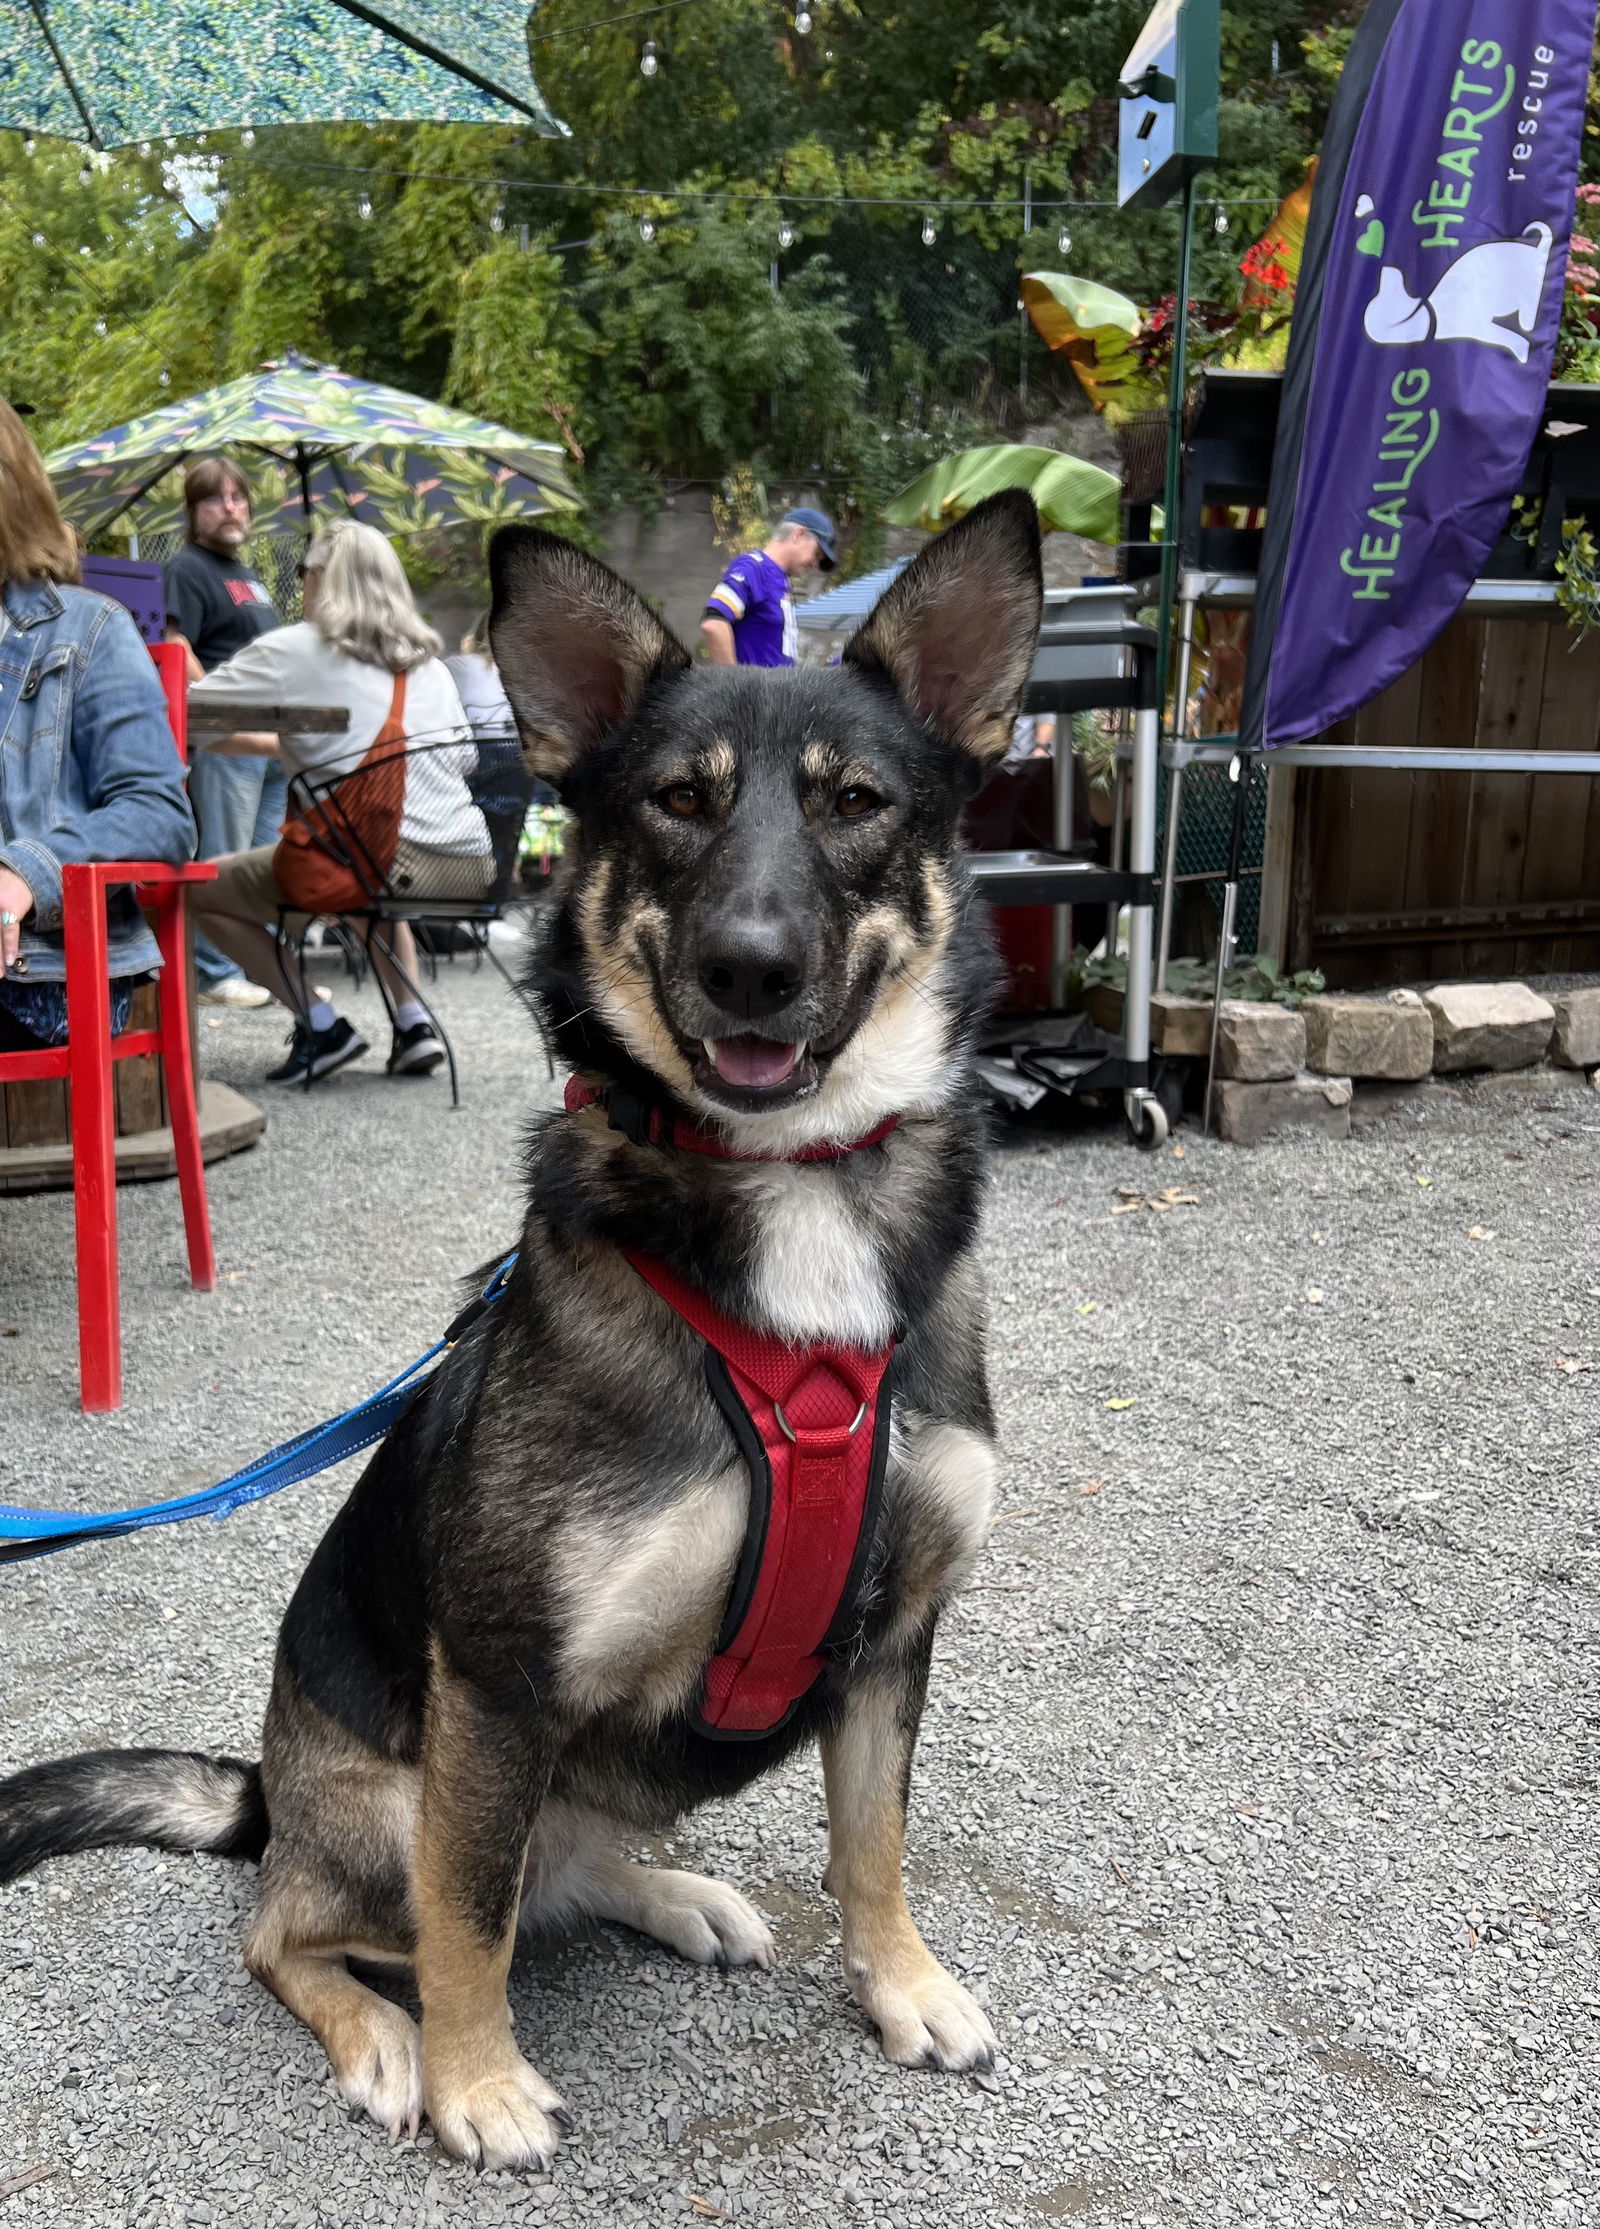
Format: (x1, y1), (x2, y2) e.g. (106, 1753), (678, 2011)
(1214, 201), (1229, 233)
(357, 192), (373, 219)
(491, 199), (507, 233)
(921, 213), (937, 247)
(777, 218), (794, 250)
(158, 365), (171, 386)
(640, 38), (658, 74)
(1057, 222), (1072, 256)
(30, 230), (44, 247)
(794, 6), (811, 30)
(78, 164), (92, 186)
(241, 128), (255, 147)
(22, 135), (34, 156)
(638, 214), (655, 241)
(94, 316), (107, 335)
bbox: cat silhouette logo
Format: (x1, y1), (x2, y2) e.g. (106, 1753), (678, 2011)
(1360, 219), (1555, 364)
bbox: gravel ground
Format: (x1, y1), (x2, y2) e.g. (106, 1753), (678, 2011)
(1, 945), (1596, 2229)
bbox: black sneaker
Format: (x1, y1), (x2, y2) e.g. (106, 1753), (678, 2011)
(266, 1016), (369, 1085)
(387, 1019), (446, 1077)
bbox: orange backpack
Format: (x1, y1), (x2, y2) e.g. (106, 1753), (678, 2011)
(275, 671), (407, 913)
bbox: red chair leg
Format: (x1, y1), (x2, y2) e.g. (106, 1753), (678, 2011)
(153, 885), (216, 1292)
(63, 867), (120, 1412)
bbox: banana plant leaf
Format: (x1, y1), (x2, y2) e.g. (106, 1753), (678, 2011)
(1019, 273), (1163, 421)
(882, 444), (1121, 546)
(0, 0), (562, 148)
(45, 353), (581, 539)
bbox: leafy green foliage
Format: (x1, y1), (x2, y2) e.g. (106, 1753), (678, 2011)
(575, 207), (862, 492)
(1081, 948), (1325, 1007)
(0, 0), (1410, 563)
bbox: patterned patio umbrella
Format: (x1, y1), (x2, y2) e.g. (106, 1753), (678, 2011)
(0, 1), (561, 149)
(45, 355), (581, 539)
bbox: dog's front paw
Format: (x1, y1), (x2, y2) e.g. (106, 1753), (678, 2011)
(851, 1954), (996, 2073)
(593, 1861), (775, 1969)
(336, 1998), (425, 2142)
(631, 1869), (776, 1968)
(425, 2049), (569, 2173)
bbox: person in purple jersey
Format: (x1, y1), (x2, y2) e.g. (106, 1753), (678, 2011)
(700, 506), (836, 668)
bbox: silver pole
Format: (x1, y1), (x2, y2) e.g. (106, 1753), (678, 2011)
(1106, 758), (1128, 960)
(1123, 705), (1157, 1076)
(1050, 712), (1074, 1006)
(1202, 880), (1238, 1137)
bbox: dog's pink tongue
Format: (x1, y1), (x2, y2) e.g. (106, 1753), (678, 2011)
(711, 1036), (800, 1088)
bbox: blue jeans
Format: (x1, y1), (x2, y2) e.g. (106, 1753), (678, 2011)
(188, 751), (288, 986)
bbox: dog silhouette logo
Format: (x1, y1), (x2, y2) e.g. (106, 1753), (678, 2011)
(1360, 220), (1556, 364)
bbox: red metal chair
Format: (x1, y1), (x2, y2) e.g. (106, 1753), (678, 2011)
(0, 643), (218, 1412)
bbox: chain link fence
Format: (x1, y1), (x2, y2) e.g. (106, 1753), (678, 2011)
(1157, 759), (1266, 959)
(137, 529), (305, 624)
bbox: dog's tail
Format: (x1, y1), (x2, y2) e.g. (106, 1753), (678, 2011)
(0, 1749), (267, 1884)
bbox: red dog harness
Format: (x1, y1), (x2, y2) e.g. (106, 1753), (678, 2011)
(565, 1075), (898, 1737)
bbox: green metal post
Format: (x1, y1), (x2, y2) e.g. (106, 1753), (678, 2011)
(1155, 175), (1197, 716)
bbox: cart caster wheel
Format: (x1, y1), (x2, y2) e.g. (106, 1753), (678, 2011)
(1126, 1093), (1169, 1150)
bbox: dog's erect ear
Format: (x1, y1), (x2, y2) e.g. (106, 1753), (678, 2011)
(489, 526), (692, 780)
(843, 490), (1044, 774)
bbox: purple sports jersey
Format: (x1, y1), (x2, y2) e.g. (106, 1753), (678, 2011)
(705, 550), (796, 666)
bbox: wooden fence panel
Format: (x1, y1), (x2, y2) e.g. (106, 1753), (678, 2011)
(1290, 614), (1600, 988)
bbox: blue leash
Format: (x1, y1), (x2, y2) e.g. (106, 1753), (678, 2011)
(0, 1254), (518, 1566)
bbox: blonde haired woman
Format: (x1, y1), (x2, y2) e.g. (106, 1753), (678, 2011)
(189, 519), (490, 1085)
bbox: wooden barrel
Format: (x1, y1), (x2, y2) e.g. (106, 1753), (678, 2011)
(0, 979), (264, 1195)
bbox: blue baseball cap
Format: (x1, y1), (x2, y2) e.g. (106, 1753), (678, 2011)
(781, 506), (837, 569)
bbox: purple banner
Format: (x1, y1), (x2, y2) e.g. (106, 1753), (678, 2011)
(1242, 0), (1600, 750)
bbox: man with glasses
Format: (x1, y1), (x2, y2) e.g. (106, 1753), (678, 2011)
(164, 459), (284, 1007)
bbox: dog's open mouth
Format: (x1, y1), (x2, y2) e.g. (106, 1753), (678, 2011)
(692, 1034), (820, 1108)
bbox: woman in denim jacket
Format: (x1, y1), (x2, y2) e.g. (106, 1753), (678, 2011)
(0, 399), (194, 1051)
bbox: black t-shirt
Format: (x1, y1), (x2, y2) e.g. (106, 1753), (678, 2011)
(164, 541), (281, 672)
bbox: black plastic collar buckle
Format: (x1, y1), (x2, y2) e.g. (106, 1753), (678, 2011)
(600, 1086), (662, 1147)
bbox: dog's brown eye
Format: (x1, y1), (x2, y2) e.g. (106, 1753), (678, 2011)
(658, 784), (704, 818)
(835, 785), (881, 819)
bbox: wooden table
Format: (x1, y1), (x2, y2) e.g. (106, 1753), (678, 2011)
(186, 702), (350, 742)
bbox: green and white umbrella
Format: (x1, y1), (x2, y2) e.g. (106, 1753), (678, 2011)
(45, 353), (581, 539)
(0, 0), (562, 148)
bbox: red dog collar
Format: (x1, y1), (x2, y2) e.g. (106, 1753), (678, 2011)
(564, 1074), (898, 1162)
(625, 1250), (896, 1738)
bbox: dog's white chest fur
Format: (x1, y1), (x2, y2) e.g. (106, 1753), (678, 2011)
(738, 1163), (896, 1347)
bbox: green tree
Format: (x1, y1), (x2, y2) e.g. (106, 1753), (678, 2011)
(0, 0), (1415, 561)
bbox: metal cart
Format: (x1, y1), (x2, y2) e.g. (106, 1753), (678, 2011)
(968, 589), (1178, 1148)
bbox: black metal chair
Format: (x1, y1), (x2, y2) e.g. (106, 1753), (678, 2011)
(273, 729), (539, 1106)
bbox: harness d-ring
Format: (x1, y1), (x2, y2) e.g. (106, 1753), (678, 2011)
(771, 1398), (869, 1442)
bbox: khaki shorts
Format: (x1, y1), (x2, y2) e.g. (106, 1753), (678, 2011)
(189, 844), (303, 933)
(190, 840), (494, 934)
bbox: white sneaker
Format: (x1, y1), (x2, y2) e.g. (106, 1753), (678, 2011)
(199, 978), (271, 1009)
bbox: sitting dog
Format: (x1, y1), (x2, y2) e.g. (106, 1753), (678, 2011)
(0, 492), (1044, 2173)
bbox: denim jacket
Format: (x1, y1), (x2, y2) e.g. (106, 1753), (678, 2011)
(0, 579), (196, 982)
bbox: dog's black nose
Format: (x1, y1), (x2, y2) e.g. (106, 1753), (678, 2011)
(697, 926), (804, 1020)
